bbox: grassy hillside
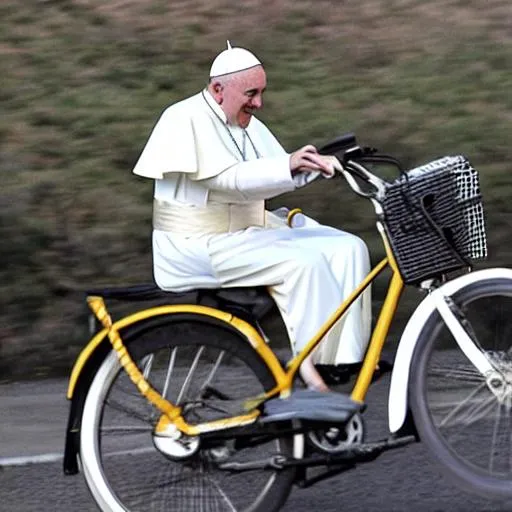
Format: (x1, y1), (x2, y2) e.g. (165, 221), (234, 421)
(1, 0), (511, 379)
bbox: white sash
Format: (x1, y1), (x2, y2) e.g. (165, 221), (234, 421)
(153, 199), (266, 235)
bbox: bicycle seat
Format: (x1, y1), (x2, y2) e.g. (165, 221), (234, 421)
(85, 283), (276, 321)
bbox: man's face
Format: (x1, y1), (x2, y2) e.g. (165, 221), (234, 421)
(216, 66), (267, 128)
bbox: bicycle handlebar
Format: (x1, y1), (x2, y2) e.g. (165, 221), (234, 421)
(336, 159), (387, 199)
(319, 133), (403, 200)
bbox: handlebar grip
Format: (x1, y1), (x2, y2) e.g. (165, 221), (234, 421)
(318, 133), (359, 156)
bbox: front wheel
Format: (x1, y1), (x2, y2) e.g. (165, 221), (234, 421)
(409, 277), (512, 498)
(79, 314), (296, 512)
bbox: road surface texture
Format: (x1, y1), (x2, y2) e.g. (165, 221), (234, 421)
(2, 374), (512, 511)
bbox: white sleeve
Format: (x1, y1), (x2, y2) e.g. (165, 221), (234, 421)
(204, 155), (322, 202)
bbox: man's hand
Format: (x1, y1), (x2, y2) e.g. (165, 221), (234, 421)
(290, 145), (340, 178)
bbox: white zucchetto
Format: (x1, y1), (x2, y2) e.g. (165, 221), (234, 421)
(209, 40), (261, 78)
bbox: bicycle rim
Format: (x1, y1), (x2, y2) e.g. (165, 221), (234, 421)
(410, 278), (512, 497)
(80, 318), (295, 511)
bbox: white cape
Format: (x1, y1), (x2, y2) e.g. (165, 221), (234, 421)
(133, 91), (286, 181)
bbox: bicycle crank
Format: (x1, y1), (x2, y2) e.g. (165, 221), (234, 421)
(218, 435), (416, 473)
(307, 413), (365, 453)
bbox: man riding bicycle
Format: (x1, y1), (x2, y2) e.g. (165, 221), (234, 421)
(132, 42), (372, 392)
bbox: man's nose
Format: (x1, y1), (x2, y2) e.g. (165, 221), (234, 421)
(251, 96), (263, 109)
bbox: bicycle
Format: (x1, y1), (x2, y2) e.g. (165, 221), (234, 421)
(63, 133), (512, 511)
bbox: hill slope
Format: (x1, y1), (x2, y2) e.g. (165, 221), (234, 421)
(1, 0), (511, 379)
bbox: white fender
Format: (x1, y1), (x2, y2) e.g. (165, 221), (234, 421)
(388, 267), (512, 434)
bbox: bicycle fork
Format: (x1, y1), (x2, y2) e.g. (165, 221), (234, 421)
(430, 288), (509, 402)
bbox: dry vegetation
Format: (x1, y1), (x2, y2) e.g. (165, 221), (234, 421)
(0, 0), (511, 380)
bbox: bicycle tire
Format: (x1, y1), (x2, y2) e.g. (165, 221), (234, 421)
(409, 277), (512, 498)
(79, 313), (296, 512)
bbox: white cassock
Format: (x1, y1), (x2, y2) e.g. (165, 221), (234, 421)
(133, 89), (371, 364)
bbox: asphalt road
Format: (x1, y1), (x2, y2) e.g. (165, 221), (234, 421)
(2, 375), (512, 512)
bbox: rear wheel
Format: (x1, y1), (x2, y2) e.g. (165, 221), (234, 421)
(409, 278), (512, 498)
(80, 315), (295, 511)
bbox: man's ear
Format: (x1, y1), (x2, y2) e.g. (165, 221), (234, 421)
(210, 81), (224, 104)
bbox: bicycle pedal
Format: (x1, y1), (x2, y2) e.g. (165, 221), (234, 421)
(260, 389), (363, 424)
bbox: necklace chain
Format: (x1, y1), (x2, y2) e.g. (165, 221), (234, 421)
(202, 91), (260, 161)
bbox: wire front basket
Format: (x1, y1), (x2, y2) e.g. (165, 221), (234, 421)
(379, 155), (487, 284)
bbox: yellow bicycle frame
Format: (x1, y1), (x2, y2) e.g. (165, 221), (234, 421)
(70, 222), (404, 437)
